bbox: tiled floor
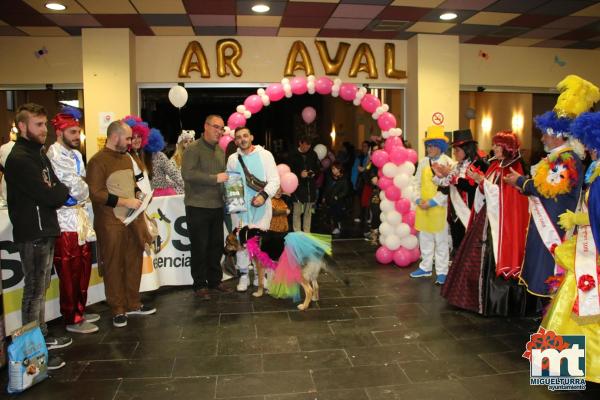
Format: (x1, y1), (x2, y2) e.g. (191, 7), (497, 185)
(4, 239), (599, 399)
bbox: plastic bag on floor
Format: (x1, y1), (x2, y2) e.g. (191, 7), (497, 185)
(7, 322), (48, 394)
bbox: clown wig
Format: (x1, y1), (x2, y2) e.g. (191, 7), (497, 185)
(492, 131), (520, 159)
(425, 138), (448, 153)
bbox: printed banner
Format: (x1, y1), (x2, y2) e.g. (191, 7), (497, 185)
(0, 195), (218, 334)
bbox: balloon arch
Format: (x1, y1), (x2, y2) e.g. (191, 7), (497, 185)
(221, 75), (420, 268)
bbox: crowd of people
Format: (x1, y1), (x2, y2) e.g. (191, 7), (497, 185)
(0, 73), (599, 384)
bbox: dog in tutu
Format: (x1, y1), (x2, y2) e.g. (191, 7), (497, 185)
(224, 226), (348, 310)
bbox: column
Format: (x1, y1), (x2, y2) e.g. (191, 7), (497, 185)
(406, 34), (459, 157)
(82, 28), (137, 157)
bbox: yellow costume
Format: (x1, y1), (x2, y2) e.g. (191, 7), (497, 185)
(542, 164), (600, 384)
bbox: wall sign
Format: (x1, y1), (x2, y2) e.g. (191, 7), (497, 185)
(178, 39), (406, 80)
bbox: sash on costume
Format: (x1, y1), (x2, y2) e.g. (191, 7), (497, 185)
(483, 176), (500, 267)
(574, 200), (600, 317)
(449, 185), (470, 228)
(528, 196), (563, 275)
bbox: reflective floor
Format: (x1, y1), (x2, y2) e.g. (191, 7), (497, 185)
(3, 238), (598, 399)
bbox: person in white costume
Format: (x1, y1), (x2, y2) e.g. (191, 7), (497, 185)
(46, 106), (99, 334)
(226, 127), (280, 291)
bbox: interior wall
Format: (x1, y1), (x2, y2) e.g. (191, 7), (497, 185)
(466, 92), (532, 161)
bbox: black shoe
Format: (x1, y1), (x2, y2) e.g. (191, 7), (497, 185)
(47, 355), (66, 370)
(113, 314), (128, 328)
(126, 305), (157, 316)
(45, 336), (72, 350)
(194, 288), (211, 300)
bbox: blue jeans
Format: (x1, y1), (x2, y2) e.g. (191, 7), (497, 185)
(17, 237), (55, 336)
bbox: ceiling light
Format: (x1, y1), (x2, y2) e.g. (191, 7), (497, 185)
(45, 2), (66, 11)
(440, 12), (457, 21)
(251, 4), (270, 13)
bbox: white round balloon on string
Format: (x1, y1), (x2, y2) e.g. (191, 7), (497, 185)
(168, 85), (188, 108)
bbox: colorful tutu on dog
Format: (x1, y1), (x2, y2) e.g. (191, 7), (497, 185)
(269, 233), (332, 302)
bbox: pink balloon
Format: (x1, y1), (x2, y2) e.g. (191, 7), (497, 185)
(384, 136), (403, 152)
(218, 135), (233, 151)
(301, 106), (316, 124)
(321, 157), (331, 169)
(408, 246), (421, 262)
(371, 149), (389, 168)
(360, 94), (381, 114)
(405, 210), (416, 226)
(393, 247), (412, 268)
(394, 198), (411, 214)
(385, 185), (401, 201)
(378, 169), (384, 178)
(290, 76), (308, 95)
(227, 112), (246, 130)
(266, 83), (285, 102)
(277, 164), (291, 176)
(377, 112), (397, 131)
(315, 77), (333, 95)
(378, 176), (393, 190)
(339, 83), (357, 102)
(375, 246), (394, 264)
(280, 172), (299, 194)
(389, 147), (408, 165)
(243, 95), (263, 114)
(406, 148), (418, 164)
(410, 226), (418, 236)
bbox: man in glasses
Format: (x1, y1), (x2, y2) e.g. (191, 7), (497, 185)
(182, 115), (232, 300)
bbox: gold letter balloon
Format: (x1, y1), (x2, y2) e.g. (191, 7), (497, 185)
(216, 38), (243, 77)
(349, 43), (378, 79)
(284, 41), (315, 77)
(178, 41), (210, 78)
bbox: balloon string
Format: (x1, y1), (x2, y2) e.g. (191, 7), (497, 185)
(178, 107), (182, 132)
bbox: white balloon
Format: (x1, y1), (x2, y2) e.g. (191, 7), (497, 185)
(380, 212), (387, 222)
(313, 144), (327, 161)
(381, 104), (389, 112)
(393, 173), (411, 190)
(243, 111), (251, 119)
(395, 223), (410, 239)
(379, 222), (393, 236)
(400, 235), (419, 250)
(381, 130), (390, 139)
(236, 105), (246, 113)
(382, 162), (399, 178)
(257, 88), (266, 95)
(398, 161), (416, 176)
(379, 190), (387, 201)
(380, 199), (394, 213)
(384, 234), (402, 251)
(386, 210), (402, 226)
(168, 85), (188, 108)
(402, 186), (415, 202)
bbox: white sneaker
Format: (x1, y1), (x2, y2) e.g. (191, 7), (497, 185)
(84, 313), (100, 323)
(237, 274), (249, 292)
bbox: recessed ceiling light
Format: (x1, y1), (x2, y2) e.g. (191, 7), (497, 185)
(45, 2), (66, 11)
(440, 12), (457, 21)
(251, 4), (270, 13)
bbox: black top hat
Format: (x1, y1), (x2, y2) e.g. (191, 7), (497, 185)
(451, 129), (477, 147)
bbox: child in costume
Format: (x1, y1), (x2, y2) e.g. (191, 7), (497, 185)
(270, 188), (290, 233)
(410, 126), (455, 285)
(541, 112), (600, 384)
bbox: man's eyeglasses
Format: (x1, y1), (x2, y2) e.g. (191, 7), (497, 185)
(208, 123), (225, 132)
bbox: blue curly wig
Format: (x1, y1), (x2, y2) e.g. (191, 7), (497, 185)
(144, 128), (165, 153)
(571, 112), (600, 153)
(534, 111), (572, 137)
(425, 138), (448, 153)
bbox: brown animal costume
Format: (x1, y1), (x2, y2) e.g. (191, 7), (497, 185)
(86, 147), (151, 316)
